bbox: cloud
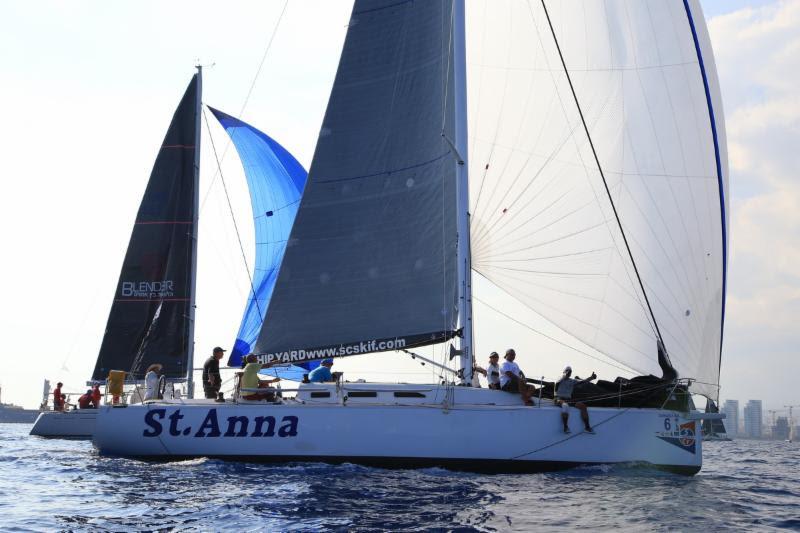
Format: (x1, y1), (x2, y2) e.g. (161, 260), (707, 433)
(707, 1), (800, 408)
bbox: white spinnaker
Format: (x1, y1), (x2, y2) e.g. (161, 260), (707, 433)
(466, 0), (727, 399)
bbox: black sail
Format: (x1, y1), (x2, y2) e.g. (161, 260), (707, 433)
(254, 0), (458, 363)
(92, 75), (200, 381)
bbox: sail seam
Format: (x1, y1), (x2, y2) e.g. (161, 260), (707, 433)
(316, 152), (450, 183)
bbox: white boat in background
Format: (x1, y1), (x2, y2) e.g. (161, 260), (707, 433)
(0, 385), (38, 424)
(701, 398), (731, 441)
(95, 0), (729, 474)
(32, 72), (203, 439)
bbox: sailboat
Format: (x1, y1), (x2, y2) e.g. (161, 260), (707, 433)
(93, 0), (728, 474)
(701, 399), (731, 441)
(31, 71), (307, 438)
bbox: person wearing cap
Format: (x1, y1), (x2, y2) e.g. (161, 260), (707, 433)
(203, 347), (225, 399)
(308, 359), (335, 383)
(240, 354), (280, 401)
(500, 349), (534, 406)
(555, 365), (596, 434)
(143, 363), (163, 401)
(474, 352), (501, 390)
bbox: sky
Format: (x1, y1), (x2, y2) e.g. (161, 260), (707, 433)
(0, 1), (797, 416)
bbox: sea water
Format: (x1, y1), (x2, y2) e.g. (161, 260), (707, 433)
(1, 423), (798, 531)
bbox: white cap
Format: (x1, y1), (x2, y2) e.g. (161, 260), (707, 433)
(563, 365), (572, 374)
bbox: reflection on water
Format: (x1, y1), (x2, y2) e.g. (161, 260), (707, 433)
(1, 424), (798, 531)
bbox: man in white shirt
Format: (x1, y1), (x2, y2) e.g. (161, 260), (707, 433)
(143, 363), (163, 401)
(500, 349), (533, 406)
(474, 351), (501, 389)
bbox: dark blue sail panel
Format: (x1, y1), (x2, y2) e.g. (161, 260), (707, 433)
(208, 107), (307, 368)
(92, 75), (199, 381)
(253, 0), (459, 363)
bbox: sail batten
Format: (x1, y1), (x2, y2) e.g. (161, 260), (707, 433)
(253, 0), (459, 361)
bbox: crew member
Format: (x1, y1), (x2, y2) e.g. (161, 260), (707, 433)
(78, 389), (93, 409)
(308, 359), (335, 382)
(500, 349), (534, 406)
(90, 384), (101, 407)
(556, 365), (596, 434)
(241, 354), (280, 401)
(474, 352), (501, 390)
(53, 382), (64, 411)
(143, 364), (163, 401)
(203, 347), (225, 399)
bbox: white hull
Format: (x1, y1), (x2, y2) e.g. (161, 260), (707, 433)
(30, 410), (97, 439)
(93, 384), (703, 474)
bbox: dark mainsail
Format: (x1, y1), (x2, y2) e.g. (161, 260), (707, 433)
(702, 399), (728, 437)
(254, 0), (459, 363)
(92, 74), (200, 381)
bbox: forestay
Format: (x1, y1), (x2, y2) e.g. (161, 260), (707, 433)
(466, 0), (727, 398)
(254, 0), (459, 363)
(208, 108), (307, 367)
(92, 75), (200, 381)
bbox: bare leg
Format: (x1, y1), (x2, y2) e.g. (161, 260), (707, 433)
(576, 402), (592, 431)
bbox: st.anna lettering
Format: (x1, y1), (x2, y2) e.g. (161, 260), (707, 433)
(142, 409), (299, 438)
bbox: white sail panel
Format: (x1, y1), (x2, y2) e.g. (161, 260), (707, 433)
(467, 0), (727, 398)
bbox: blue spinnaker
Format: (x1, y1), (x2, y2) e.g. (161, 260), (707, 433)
(209, 107), (307, 368)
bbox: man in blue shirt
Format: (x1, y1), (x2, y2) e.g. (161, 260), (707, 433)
(308, 359), (335, 382)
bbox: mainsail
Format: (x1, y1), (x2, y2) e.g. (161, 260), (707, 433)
(208, 108), (308, 367)
(254, 0), (459, 363)
(92, 74), (201, 381)
(466, 0), (727, 398)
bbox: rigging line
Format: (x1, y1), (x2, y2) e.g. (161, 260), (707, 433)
(199, 0), (289, 214)
(201, 106), (262, 320)
(475, 247), (612, 264)
(474, 295), (634, 375)
(539, 0), (667, 358)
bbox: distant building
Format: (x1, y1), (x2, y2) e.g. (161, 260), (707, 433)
(772, 417), (790, 440)
(722, 400), (739, 438)
(744, 400), (763, 438)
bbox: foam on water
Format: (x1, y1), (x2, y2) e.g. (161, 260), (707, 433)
(1, 423), (798, 531)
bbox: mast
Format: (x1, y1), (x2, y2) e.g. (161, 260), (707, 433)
(453, 0), (473, 385)
(187, 65), (202, 398)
